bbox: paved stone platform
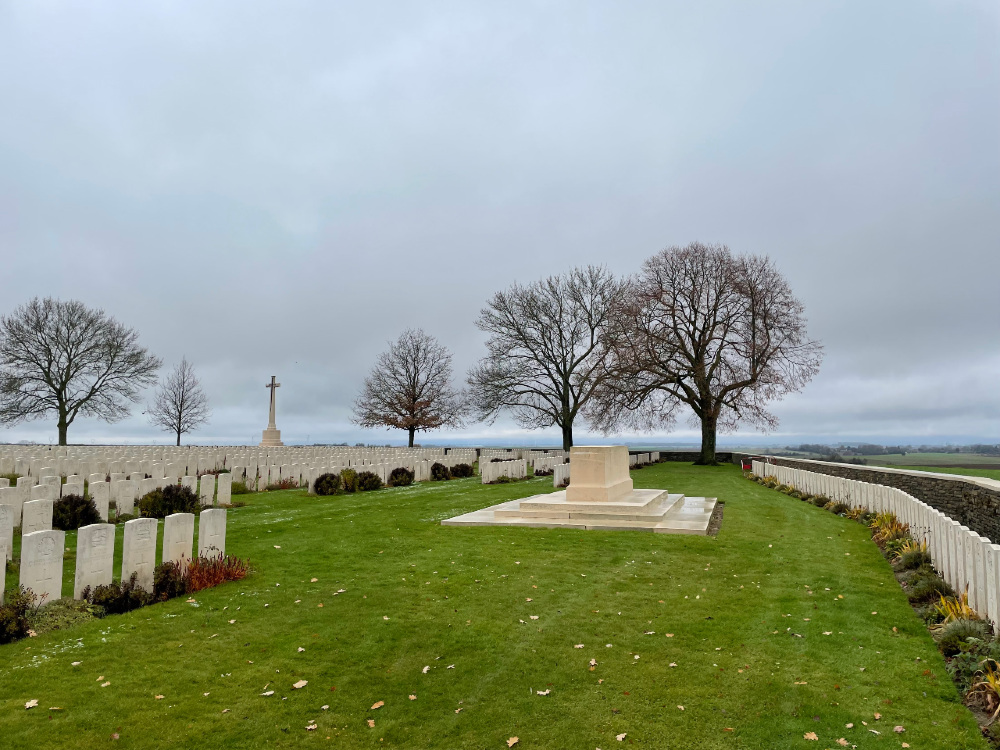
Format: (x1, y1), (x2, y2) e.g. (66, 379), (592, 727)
(442, 489), (717, 534)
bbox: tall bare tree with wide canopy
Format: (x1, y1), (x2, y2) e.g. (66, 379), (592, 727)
(0, 297), (161, 445)
(467, 266), (624, 450)
(148, 357), (211, 445)
(589, 243), (823, 464)
(352, 328), (465, 447)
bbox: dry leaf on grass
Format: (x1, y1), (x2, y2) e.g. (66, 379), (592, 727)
(311, 577), (318, 582)
(616, 733), (627, 741)
(537, 689), (550, 696)
(367, 719), (375, 728)
(422, 666), (430, 674)
(292, 680), (308, 689)
(507, 737), (519, 747)
(409, 695), (416, 700)
(677, 705), (684, 711)
(261, 691), (274, 696)
(155, 695), (164, 700)
(25, 700), (38, 710)
(371, 701), (384, 710)
(894, 726), (905, 733)
(305, 723), (317, 731)
(803, 731), (818, 740)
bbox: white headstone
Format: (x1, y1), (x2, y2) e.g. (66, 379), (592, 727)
(63, 481), (84, 498)
(163, 512), (195, 569)
(122, 518), (157, 593)
(22, 498), (53, 535)
(198, 508), (227, 558)
(20, 529), (65, 605)
(216, 473), (232, 506)
(0, 503), (14, 562)
(89, 481), (111, 521)
(181, 476), (197, 495)
(0, 486), (25, 526)
(74, 523), (116, 599)
(199, 474), (216, 507)
(115, 480), (137, 516)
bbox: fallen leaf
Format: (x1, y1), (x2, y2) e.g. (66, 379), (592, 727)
(616, 733), (627, 741)
(874, 712), (881, 720)
(298, 647), (305, 652)
(101, 682), (111, 688)
(666, 633), (674, 638)
(507, 738), (519, 747)
(409, 695), (416, 700)
(677, 705), (685, 711)
(454, 708), (462, 713)
(575, 644), (584, 649)
(367, 719), (375, 728)
(311, 578), (318, 582)
(71, 662), (81, 666)
(422, 666), (430, 674)
(261, 691), (274, 696)
(155, 695), (164, 700)
(537, 689), (550, 696)
(804, 731), (818, 740)
(25, 700), (38, 710)
(894, 726), (905, 733)
(371, 701), (384, 710)
(306, 723), (317, 731)
(293, 680), (308, 689)
(837, 739), (848, 747)
(529, 616), (539, 620)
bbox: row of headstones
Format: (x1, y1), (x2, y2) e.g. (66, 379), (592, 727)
(0, 474), (233, 537)
(629, 452), (654, 466)
(755, 460), (1000, 629)
(553, 463), (571, 487)
(0, 509), (226, 607)
(480, 460), (529, 484)
(534, 455), (569, 474)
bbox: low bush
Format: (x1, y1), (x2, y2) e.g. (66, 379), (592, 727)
(52, 494), (102, 531)
(267, 477), (298, 490)
(810, 496), (829, 507)
(431, 463), (452, 481)
(0, 586), (36, 644)
(231, 481), (252, 495)
(829, 501), (851, 515)
(533, 468), (554, 477)
(450, 463), (474, 478)
(314, 472), (343, 496)
(936, 618), (990, 657)
(82, 573), (151, 615)
(388, 467), (414, 487)
(341, 468), (359, 493)
(357, 471), (383, 492)
(153, 561), (188, 601)
(186, 555), (250, 593)
(138, 484), (200, 519)
(493, 475), (513, 484)
(114, 513), (136, 524)
(490, 458), (507, 463)
(907, 574), (953, 604)
(898, 549), (933, 570)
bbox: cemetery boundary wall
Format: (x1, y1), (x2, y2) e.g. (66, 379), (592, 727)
(754, 456), (1000, 552)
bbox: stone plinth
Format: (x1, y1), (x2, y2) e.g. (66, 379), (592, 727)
(260, 427), (284, 447)
(565, 446), (633, 503)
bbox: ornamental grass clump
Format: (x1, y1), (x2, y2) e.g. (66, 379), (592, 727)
(52, 493), (102, 531)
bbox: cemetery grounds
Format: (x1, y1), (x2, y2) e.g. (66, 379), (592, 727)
(1, 462), (988, 748)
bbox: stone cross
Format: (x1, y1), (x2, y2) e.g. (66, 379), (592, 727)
(266, 376), (281, 429)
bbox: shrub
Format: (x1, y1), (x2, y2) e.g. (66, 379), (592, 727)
(186, 555), (250, 593)
(968, 662), (1000, 722)
(341, 468), (359, 493)
(52, 494), (101, 531)
(533, 468), (554, 477)
(810, 496), (829, 507)
(83, 573), (151, 615)
(153, 561), (188, 601)
(267, 477), (299, 491)
(138, 484), (200, 519)
(431, 462), (452, 481)
(907, 574), (953, 604)
(490, 457), (507, 463)
(314, 472), (343, 496)
(0, 586), (36, 644)
(356, 471), (383, 492)
(450, 463), (474, 479)
(898, 549), (932, 570)
(936, 618), (990, 657)
(388, 467), (414, 487)
(114, 513), (136, 525)
(230, 481), (252, 495)
(493, 475), (513, 484)
(829, 501), (851, 515)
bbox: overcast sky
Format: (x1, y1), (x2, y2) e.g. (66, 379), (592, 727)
(0, 1), (997, 447)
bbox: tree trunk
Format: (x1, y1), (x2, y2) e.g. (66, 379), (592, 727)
(696, 413), (718, 465)
(176, 428), (181, 446)
(57, 413), (68, 446)
(561, 421), (573, 451)
(408, 427), (416, 448)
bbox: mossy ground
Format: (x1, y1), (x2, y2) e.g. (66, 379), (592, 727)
(0, 462), (987, 748)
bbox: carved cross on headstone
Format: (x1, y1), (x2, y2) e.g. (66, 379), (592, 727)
(265, 376), (281, 430)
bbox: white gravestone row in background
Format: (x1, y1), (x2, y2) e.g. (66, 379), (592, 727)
(3, 509), (227, 606)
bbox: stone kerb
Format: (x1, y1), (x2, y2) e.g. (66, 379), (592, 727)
(163, 513), (195, 569)
(198, 508), (227, 558)
(22, 498), (53, 535)
(74, 523), (116, 599)
(122, 518), (157, 592)
(20, 529), (65, 606)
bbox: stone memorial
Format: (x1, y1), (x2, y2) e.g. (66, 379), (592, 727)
(22, 498), (53, 535)
(20, 529), (65, 605)
(163, 512), (195, 569)
(444, 445), (717, 535)
(122, 518), (157, 592)
(260, 375), (284, 446)
(74, 523), (116, 599)
(198, 508), (227, 558)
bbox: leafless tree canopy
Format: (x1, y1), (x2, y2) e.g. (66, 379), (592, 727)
(352, 328), (465, 447)
(466, 266), (624, 450)
(148, 357), (211, 445)
(589, 243), (823, 464)
(0, 297), (161, 445)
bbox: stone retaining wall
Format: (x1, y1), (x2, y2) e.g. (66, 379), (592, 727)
(758, 456), (1000, 544)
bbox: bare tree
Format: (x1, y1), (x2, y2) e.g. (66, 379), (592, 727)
(352, 328), (465, 447)
(467, 266), (623, 450)
(148, 357), (211, 445)
(0, 297), (161, 445)
(589, 243), (823, 464)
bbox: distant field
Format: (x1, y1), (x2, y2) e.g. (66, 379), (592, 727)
(863, 453), (1000, 469)
(863, 464), (1000, 482)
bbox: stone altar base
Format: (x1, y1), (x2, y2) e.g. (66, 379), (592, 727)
(442, 445), (716, 535)
(260, 428), (284, 447)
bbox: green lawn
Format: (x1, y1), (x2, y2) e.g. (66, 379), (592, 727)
(0, 463), (987, 749)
